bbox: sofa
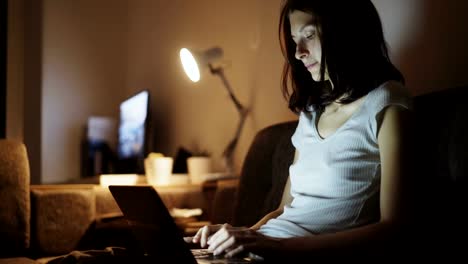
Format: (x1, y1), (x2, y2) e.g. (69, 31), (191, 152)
(1, 85), (467, 262)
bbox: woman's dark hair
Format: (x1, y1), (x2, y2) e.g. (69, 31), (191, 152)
(279, 0), (405, 113)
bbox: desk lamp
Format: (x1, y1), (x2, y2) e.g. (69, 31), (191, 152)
(179, 47), (248, 175)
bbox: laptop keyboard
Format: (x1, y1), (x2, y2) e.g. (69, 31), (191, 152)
(191, 248), (213, 258)
(191, 249), (262, 263)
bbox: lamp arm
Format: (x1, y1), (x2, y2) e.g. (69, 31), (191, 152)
(209, 64), (249, 174)
(221, 108), (249, 174)
(209, 65), (245, 113)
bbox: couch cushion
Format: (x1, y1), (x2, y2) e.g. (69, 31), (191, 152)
(412, 86), (468, 254)
(0, 257), (38, 264)
(413, 86), (468, 193)
(0, 140), (31, 256)
(30, 187), (95, 256)
(93, 186), (121, 217)
(413, 87), (468, 217)
(233, 121), (297, 227)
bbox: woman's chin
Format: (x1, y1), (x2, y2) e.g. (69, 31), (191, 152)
(310, 73), (329, 82)
(310, 74), (320, 82)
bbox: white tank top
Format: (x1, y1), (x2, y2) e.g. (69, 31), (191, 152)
(258, 81), (412, 238)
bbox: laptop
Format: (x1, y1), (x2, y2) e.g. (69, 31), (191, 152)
(108, 185), (263, 263)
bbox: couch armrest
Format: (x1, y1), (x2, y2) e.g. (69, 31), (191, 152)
(30, 185), (96, 256)
(0, 140), (31, 257)
(0, 257), (38, 264)
(209, 179), (239, 224)
(93, 186), (122, 218)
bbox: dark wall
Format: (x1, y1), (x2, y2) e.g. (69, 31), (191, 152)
(396, 0), (468, 94)
(24, 0), (43, 184)
(1, 0), (7, 138)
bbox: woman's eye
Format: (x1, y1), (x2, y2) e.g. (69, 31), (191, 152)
(305, 32), (316, 39)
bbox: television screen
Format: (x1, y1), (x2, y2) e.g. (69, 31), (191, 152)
(117, 90), (149, 160)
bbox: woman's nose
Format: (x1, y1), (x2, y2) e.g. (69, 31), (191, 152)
(295, 42), (309, 60)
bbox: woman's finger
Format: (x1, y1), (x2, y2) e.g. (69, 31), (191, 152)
(200, 225), (212, 247)
(207, 223), (231, 245)
(212, 236), (237, 256)
(207, 228), (232, 253)
(225, 244), (245, 258)
(183, 236), (193, 243)
(191, 227), (204, 243)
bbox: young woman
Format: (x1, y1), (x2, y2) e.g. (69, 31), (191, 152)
(186, 0), (413, 259)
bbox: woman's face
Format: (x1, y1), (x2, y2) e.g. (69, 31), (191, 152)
(289, 10), (329, 82)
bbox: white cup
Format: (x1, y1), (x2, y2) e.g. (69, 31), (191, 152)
(187, 156), (212, 184)
(145, 157), (173, 185)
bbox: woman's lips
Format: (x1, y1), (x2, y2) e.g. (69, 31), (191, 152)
(306, 62), (318, 69)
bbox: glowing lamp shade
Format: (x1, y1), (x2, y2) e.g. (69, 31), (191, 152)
(180, 48), (200, 82)
(180, 47), (223, 83)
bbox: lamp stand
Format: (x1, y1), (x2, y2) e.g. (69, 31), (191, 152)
(209, 65), (248, 175)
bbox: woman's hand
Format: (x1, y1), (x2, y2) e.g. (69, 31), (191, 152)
(189, 223), (280, 258)
(184, 224), (225, 248)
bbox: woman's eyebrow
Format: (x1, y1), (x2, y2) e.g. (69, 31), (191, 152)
(301, 23), (316, 31)
(292, 23), (316, 37)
